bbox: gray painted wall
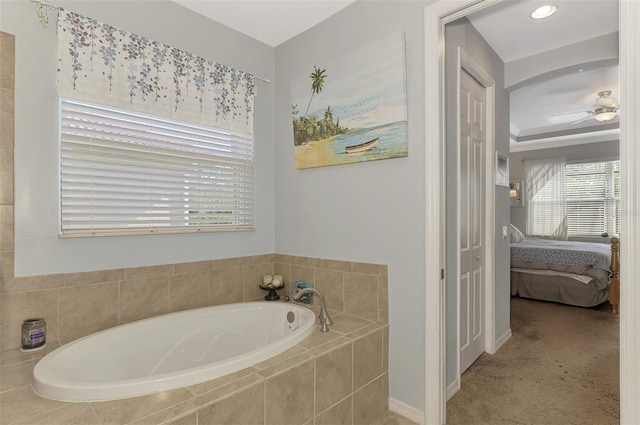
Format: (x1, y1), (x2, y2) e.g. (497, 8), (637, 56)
(274, 1), (432, 411)
(444, 18), (511, 387)
(509, 140), (620, 233)
(0, 1), (276, 275)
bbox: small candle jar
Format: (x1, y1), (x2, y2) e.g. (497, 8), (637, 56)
(21, 318), (46, 352)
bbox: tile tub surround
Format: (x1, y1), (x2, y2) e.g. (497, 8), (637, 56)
(0, 255), (388, 351)
(0, 314), (389, 425)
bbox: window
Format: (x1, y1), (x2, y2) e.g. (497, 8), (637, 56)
(60, 99), (254, 237)
(566, 160), (620, 237)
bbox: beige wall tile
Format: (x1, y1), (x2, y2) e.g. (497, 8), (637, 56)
(129, 401), (196, 425)
(379, 308), (389, 323)
(315, 342), (353, 413)
(210, 267), (243, 306)
(383, 372), (389, 412)
(3, 273), (66, 293)
(173, 260), (212, 275)
(246, 253), (275, 265)
(345, 323), (385, 340)
(290, 265), (314, 297)
(243, 263), (273, 301)
(213, 256), (246, 270)
(197, 382), (264, 425)
(257, 352), (313, 379)
(253, 345), (306, 371)
(320, 258), (351, 272)
(383, 325), (389, 373)
(0, 385), (67, 425)
(165, 411), (197, 425)
(12, 403), (102, 425)
(65, 269), (124, 287)
(344, 272), (378, 321)
(0, 170), (14, 206)
(275, 254), (296, 264)
(274, 262), (291, 288)
(296, 256), (322, 268)
(0, 250), (14, 287)
(265, 359), (314, 425)
(325, 313), (371, 335)
(353, 328), (383, 390)
(191, 373), (263, 408)
(124, 264), (173, 280)
(315, 395), (352, 425)
(59, 283), (118, 343)
(0, 32), (15, 91)
(0, 341), (60, 367)
(1, 289), (58, 350)
(0, 138), (14, 178)
(351, 262), (386, 275)
(353, 376), (384, 425)
(296, 328), (342, 351)
(0, 359), (36, 392)
(91, 388), (192, 425)
(0, 87), (15, 151)
(120, 277), (169, 324)
(378, 269), (389, 310)
(169, 271), (210, 312)
(186, 367), (259, 397)
(0, 205), (13, 251)
(314, 268), (344, 313)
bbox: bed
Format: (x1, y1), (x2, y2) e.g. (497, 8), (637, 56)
(510, 233), (620, 314)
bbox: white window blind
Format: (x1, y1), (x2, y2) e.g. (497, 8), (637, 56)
(60, 98), (254, 237)
(566, 160), (620, 237)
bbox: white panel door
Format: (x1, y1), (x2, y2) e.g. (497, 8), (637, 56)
(459, 69), (486, 374)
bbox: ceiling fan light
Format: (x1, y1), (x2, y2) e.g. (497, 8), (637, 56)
(594, 107), (617, 122)
(530, 5), (558, 19)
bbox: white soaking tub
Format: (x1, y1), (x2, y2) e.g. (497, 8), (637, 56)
(32, 302), (315, 402)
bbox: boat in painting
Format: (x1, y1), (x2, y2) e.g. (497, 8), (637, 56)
(345, 137), (379, 154)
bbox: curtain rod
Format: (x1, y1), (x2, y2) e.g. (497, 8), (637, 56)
(29, 0), (271, 84)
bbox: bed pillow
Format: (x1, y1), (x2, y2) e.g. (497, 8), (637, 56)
(510, 224), (525, 243)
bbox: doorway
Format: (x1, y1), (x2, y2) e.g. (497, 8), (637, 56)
(424, 1), (640, 424)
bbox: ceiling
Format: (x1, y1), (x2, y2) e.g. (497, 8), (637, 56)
(467, 0), (620, 150)
(174, 0), (620, 150)
(173, 0), (356, 47)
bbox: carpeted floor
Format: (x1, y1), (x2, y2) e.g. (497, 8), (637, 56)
(447, 296), (620, 425)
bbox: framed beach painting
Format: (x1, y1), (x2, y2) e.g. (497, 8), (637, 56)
(290, 32), (408, 169)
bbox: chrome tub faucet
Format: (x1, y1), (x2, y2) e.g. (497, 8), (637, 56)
(292, 288), (333, 332)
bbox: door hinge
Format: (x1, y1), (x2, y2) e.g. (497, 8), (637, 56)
(441, 268), (445, 280)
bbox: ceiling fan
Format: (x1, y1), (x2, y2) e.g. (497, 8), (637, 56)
(552, 90), (620, 125)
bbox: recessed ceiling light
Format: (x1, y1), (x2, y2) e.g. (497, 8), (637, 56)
(530, 5), (558, 20)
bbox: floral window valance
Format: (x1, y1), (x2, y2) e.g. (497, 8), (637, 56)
(57, 8), (256, 133)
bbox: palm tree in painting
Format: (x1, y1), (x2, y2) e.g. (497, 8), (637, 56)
(304, 65), (327, 117)
(324, 105), (333, 121)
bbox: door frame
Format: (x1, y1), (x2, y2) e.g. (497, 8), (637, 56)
(424, 1), (640, 424)
(454, 47), (496, 394)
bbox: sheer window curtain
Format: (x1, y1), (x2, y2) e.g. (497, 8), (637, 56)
(525, 158), (568, 240)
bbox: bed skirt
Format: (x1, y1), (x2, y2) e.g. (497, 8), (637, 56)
(510, 271), (610, 308)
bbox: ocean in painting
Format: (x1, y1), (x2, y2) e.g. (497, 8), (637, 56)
(294, 121), (407, 169)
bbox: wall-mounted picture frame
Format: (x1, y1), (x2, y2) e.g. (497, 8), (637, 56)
(510, 179), (524, 207)
(495, 152), (509, 187)
(290, 32), (408, 169)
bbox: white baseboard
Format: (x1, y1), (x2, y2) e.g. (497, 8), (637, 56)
(389, 398), (425, 425)
(446, 378), (460, 400)
(495, 328), (512, 351)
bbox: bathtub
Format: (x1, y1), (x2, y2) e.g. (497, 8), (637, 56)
(32, 302), (316, 402)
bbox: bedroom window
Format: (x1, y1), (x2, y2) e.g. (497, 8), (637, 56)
(566, 160), (620, 237)
(60, 99), (254, 237)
